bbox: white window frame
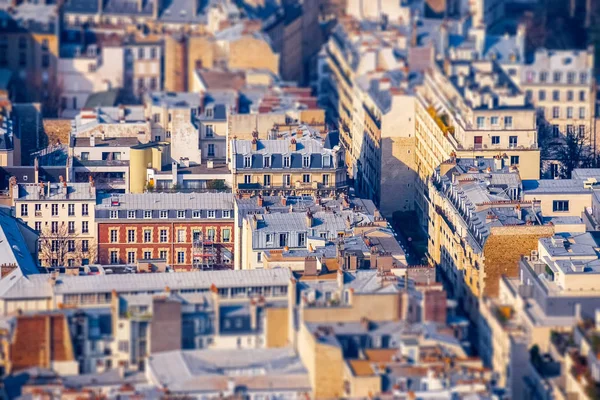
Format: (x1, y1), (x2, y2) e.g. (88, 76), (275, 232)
(223, 210), (231, 218)
(177, 210), (185, 219)
(128, 210), (136, 219)
(192, 210), (201, 219)
(110, 210), (118, 219)
(207, 210), (216, 219)
(160, 210), (168, 219)
(144, 210), (152, 219)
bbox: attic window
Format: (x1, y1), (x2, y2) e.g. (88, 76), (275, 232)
(206, 108), (213, 118)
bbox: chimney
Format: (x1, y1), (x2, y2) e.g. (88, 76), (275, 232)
(457, 74), (465, 87)
(118, 105), (125, 123)
(47, 181), (51, 197)
(305, 210), (313, 228)
(494, 156), (503, 171)
(249, 299), (258, 331)
(251, 138), (258, 152)
(89, 133), (96, 147)
(360, 317), (371, 331)
(257, 194), (263, 207)
(515, 204), (522, 220)
(281, 197), (287, 207)
(304, 256), (317, 276)
(337, 269), (344, 288)
(289, 138), (297, 151)
(34, 157), (39, 183)
(410, 15), (417, 47)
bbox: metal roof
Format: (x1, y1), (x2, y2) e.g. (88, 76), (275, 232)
(96, 192), (235, 211)
(16, 182), (96, 201)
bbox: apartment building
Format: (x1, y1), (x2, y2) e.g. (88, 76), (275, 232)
(428, 158), (553, 318)
(320, 18), (427, 216)
(124, 34), (163, 98)
(12, 181), (97, 267)
(415, 58), (541, 226)
(95, 192), (234, 269)
(479, 232), (600, 398)
(519, 48), (596, 176)
(58, 43), (125, 118)
(230, 129), (347, 197)
(0, 1), (60, 106)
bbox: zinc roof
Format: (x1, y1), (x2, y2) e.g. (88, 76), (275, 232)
(96, 192), (234, 211)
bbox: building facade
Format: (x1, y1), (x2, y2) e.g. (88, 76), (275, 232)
(96, 193), (234, 270)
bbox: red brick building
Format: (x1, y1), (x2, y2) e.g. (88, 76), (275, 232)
(96, 193), (234, 270)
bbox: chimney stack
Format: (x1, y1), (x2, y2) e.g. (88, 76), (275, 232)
(290, 138), (297, 151)
(90, 133), (95, 147)
(306, 210), (313, 228)
(251, 138), (258, 152)
(257, 194), (263, 207)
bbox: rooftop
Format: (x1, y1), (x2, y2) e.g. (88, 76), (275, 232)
(16, 182), (96, 201)
(96, 192), (235, 211)
(147, 91), (202, 109)
(147, 347), (310, 394)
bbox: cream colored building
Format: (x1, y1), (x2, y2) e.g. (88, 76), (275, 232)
(415, 58), (541, 227)
(12, 181), (97, 267)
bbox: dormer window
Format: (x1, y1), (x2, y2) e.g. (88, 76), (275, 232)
(323, 155), (330, 167)
(206, 107), (213, 118)
(244, 156), (251, 168)
(303, 155), (310, 168)
(283, 156), (290, 168)
(263, 155), (271, 168)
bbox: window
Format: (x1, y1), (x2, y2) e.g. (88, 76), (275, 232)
(539, 71), (547, 82)
(67, 240), (75, 252)
(128, 251), (136, 264)
(322, 174), (330, 186)
(177, 210), (185, 219)
(20, 204), (27, 217)
(206, 108), (213, 118)
(128, 229), (135, 243)
(567, 90), (574, 101)
(538, 90), (546, 101)
(110, 230), (118, 243)
(567, 107), (573, 119)
(82, 221), (89, 234)
(491, 136), (500, 145)
(303, 174), (311, 183)
(166, 130), (171, 138)
(177, 251), (185, 264)
(35, 203), (41, 216)
(553, 71), (561, 83)
(279, 233), (288, 247)
(160, 229), (168, 243)
(82, 240), (88, 252)
(207, 144), (215, 157)
(298, 232), (306, 247)
(266, 234), (273, 244)
(205, 125), (214, 137)
(110, 210), (118, 219)
(509, 136), (518, 148)
(244, 156), (251, 168)
(476, 116), (485, 128)
(490, 116), (499, 126)
(580, 72), (588, 84)
(510, 156), (519, 166)
(223, 210), (231, 218)
(207, 228), (215, 241)
(35, 222), (41, 231)
(580, 91), (586, 101)
(68, 221), (75, 234)
(153, 113), (160, 123)
(168, 113), (172, 123)
(323, 155), (331, 167)
(110, 251), (118, 264)
(579, 107), (586, 119)
(155, 135), (161, 142)
(223, 229), (231, 243)
(566, 72), (575, 84)
(263, 175), (271, 187)
(303, 155), (310, 168)
(284, 174), (291, 186)
(552, 200), (569, 212)
(51, 221), (58, 234)
(579, 125), (586, 138)
(552, 107), (560, 119)
(263, 155), (271, 168)
(127, 210), (136, 219)
(138, 47), (144, 59)
(283, 156), (290, 168)
(473, 136), (483, 148)
(144, 229), (151, 242)
(567, 125), (574, 135)
(208, 210), (215, 219)
(144, 210), (152, 219)
(159, 250), (167, 260)
(504, 116), (513, 129)
(177, 229), (185, 243)
(149, 77), (157, 91)
(51, 204), (58, 216)
(244, 175), (251, 184)
(143, 251), (152, 259)
(192, 210), (201, 218)
(19, 52), (26, 67)
(160, 210), (168, 219)
(552, 90), (560, 101)
(150, 47), (157, 59)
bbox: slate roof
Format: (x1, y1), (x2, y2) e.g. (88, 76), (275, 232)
(96, 192), (235, 211)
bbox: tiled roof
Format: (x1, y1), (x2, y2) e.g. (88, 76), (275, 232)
(17, 182), (96, 201)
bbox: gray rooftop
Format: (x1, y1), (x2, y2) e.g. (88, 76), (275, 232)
(0, 269), (293, 299)
(231, 135), (335, 156)
(16, 182), (96, 201)
(96, 192), (234, 211)
(147, 347), (310, 394)
(147, 91), (202, 109)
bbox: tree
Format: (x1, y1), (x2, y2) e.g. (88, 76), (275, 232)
(206, 179), (227, 190)
(555, 130), (595, 179)
(38, 224), (97, 268)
